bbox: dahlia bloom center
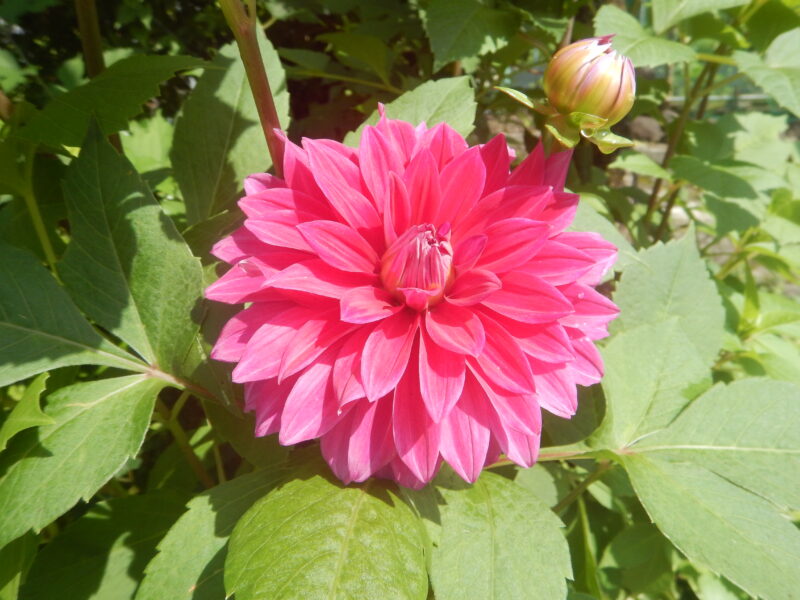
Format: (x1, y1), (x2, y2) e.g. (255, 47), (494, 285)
(380, 223), (454, 310)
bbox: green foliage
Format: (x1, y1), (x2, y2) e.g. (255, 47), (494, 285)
(1, 1), (800, 599)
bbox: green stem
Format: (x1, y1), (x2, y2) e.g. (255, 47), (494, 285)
(552, 461), (613, 515)
(220, 0), (285, 178)
(694, 72), (745, 100)
(21, 153), (59, 274)
(654, 186), (681, 241)
(74, 0), (105, 78)
(695, 53), (737, 66)
(156, 399), (215, 489)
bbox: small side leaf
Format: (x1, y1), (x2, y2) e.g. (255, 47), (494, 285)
(0, 373), (53, 451)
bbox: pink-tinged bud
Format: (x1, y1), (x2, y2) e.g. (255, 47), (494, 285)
(380, 223), (454, 310)
(543, 35), (636, 127)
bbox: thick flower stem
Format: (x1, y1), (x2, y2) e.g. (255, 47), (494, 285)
(553, 460), (613, 515)
(219, 0), (284, 178)
(156, 397), (215, 489)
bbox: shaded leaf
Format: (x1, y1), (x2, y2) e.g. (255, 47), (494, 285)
(59, 121), (204, 372)
(0, 532), (37, 600)
(652, 0), (749, 33)
(17, 55), (204, 148)
(0, 243), (143, 387)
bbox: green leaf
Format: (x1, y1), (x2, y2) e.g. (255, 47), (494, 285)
(17, 55), (204, 148)
(735, 28), (800, 118)
(20, 492), (186, 600)
(0, 243), (143, 387)
(430, 470), (572, 600)
(344, 76), (476, 146)
(652, 0), (750, 33)
(622, 454), (800, 600)
(670, 155), (758, 199)
(590, 319), (709, 449)
(0, 375), (164, 547)
(225, 470), (428, 600)
(634, 378), (800, 510)
(318, 32), (393, 83)
(0, 373), (53, 452)
(0, 532), (37, 600)
(172, 34), (289, 225)
(494, 86), (535, 109)
(609, 150), (672, 180)
(594, 5), (696, 68)
(137, 469), (286, 600)
(120, 111), (174, 174)
(422, 0), (520, 71)
(610, 228), (725, 365)
(598, 524), (673, 595)
(58, 121), (204, 373)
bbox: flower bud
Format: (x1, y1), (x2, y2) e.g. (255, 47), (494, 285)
(543, 35), (635, 127)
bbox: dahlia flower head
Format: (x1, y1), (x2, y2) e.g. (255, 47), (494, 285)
(207, 110), (618, 488)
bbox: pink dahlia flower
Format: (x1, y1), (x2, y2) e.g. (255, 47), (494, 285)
(207, 112), (618, 488)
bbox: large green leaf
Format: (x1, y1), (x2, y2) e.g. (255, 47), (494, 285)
(422, 0), (520, 71)
(590, 319), (709, 450)
(430, 470), (572, 600)
(0, 373), (53, 452)
(633, 378), (800, 511)
(0, 243), (144, 387)
(225, 470), (428, 600)
(137, 469), (286, 600)
(59, 122), (204, 373)
(610, 228), (725, 366)
(594, 5), (696, 68)
(0, 375), (164, 547)
(344, 76), (476, 146)
(623, 455), (800, 600)
(20, 493), (186, 600)
(0, 532), (37, 600)
(17, 55), (204, 148)
(735, 28), (800, 118)
(652, 0), (749, 33)
(172, 33), (289, 225)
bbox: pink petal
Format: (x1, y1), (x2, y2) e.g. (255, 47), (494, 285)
(244, 210), (313, 252)
(479, 133), (512, 196)
(475, 218), (550, 273)
(279, 314), (357, 381)
(482, 272), (574, 324)
(269, 259), (377, 299)
(205, 263), (268, 304)
(567, 329), (604, 385)
(436, 147), (486, 226)
(508, 143), (546, 187)
(297, 220), (379, 274)
(447, 269), (502, 306)
(361, 310), (419, 400)
(375, 114), (418, 164)
(340, 286), (402, 323)
(419, 328), (466, 422)
(280, 346), (346, 445)
(404, 149), (441, 225)
(556, 232), (617, 285)
(488, 313), (574, 364)
(321, 398), (394, 483)
(244, 378), (293, 436)
(488, 404), (541, 468)
(530, 359), (577, 418)
(393, 356), (442, 484)
(384, 173), (411, 246)
(529, 191), (579, 234)
(233, 305), (313, 382)
(419, 122), (467, 169)
(469, 361), (540, 436)
(243, 172), (283, 195)
(558, 283), (619, 334)
(240, 188), (333, 220)
(543, 147), (573, 190)
(454, 185), (551, 240)
(211, 226), (266, 264)
(384, 456), (437, 490)
(519, 240), (595, 285)
(304, 139), (382, 232)
(359, 126), (403, 213)
(439, 373), (491, 483)
(281, 135), (328, 201)
(211, 304), (279, 362)
(453, 235), (487, 271)
(333, 327), (373, 406)
(425, 302), (485, 357)
(472, 312), (535, 394)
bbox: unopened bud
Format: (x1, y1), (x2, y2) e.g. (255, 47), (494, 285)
(543, 35), (635, 127)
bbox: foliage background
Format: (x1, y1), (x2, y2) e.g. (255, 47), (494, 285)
(1, 0), (799, 598)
